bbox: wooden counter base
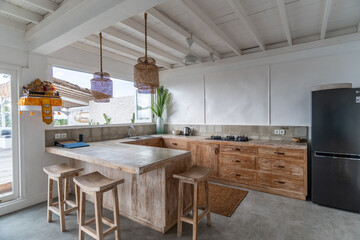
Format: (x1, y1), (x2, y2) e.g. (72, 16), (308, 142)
(70, 152), (192, 233)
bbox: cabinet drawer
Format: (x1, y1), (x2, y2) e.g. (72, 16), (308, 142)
(219, 153), (256, 170)
(258, 147), (304, 160)
(219, 167), (256, 185)
(220, 145), (257, 155)
(162, 138), (188, 150)
(257, 158), (304, 176)
(257, 172), (304, 193)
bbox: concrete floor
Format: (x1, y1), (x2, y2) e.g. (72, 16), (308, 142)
(1, 187), (360, 240)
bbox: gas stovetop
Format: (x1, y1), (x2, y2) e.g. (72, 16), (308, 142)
(206, 135), (250, 142)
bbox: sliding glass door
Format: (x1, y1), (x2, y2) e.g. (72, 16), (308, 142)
(0, 68), (19, 203)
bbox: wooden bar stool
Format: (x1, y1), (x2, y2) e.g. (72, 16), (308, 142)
(173, 165), (213, 240)
(43, 163), (84, 232)
(74, 171), (124, 240)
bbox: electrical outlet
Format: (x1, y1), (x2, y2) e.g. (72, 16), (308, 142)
(61, 133), (67, 139)
(274, 129), (280, 134)
(55, 133), (61, 139)
(279, 129), (286, 135)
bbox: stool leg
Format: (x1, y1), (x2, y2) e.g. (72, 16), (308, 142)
(193, 183), (198, 240)
(57, 178), (66, 232)
(79, 190), (86, 240)
(75, 183), (80, 223)
(64, 177), (69, 204)
(112, 187), (121, 240)
(177, 180), (184, 237)
(205, 181), (211, 226)
(47, 177), (53, 223)
(95, 192), (104, 240)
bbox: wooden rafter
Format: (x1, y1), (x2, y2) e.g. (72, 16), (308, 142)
(276, 0), (292, 46)
(321, 0), (333, 39)
(84, 35), (173, 69)
(121, 18), (189, 56)
(226, 0), (265, 51)
(23, 0), (58, 13)
(0, 0), (43, 24)
(147, 8), (221, 60)
(181, 0), (241, 55)
(102, 27), (183, 66)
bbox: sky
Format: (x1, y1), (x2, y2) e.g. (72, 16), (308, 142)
(52, 66), (135, 97)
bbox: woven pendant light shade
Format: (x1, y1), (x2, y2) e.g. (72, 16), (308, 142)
(91, 32), (113, 102)
(134, 13), (159, 94)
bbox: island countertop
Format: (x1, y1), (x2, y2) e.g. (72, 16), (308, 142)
(45, 139), (190, 175)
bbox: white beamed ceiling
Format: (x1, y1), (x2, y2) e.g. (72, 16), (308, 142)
(1, 0), (360, 70)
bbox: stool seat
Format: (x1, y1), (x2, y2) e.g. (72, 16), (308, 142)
(173, 165), (213, 183)
(74, 171), (124, 192)
(44, 163), (83, 178)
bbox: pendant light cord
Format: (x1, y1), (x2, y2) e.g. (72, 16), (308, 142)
(144, 12), (148, 59)
(99, 32), (103, 77)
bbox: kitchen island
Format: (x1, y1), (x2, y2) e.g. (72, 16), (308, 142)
(45, 138), (192, 233)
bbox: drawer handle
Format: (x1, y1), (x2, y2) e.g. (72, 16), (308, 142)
(274, 180), (286, 184)
(233, 148), (242, 151)
(232, 172), (241, 177)
(172, 143), (178, 146)
(274, 151), (285, 155)
(274, 165), (285, 169)
(232, 160), (242, 163)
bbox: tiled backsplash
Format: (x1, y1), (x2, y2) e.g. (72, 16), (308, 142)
(45, 124), (156, 147)
(164, 124), (308, 141)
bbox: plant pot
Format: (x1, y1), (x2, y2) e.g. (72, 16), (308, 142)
(156, 117), (164, 134)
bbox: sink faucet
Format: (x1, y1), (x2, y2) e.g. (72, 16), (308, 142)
(128, 125), (135, 138)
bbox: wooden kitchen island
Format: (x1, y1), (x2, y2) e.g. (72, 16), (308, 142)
(45, 139), (192, 233)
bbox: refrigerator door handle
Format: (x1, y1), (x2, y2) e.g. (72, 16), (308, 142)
(314, 151), (360, 160)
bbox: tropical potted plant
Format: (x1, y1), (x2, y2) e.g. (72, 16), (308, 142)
(151, 86), (171, 134)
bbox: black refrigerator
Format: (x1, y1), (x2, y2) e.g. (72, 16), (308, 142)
(312, 87), (360, 212)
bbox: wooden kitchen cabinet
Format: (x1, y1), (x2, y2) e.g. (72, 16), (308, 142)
(162, 138), (189, 150)
(189, 142), (219, 178)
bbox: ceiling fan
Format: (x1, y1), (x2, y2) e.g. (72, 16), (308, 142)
(183, 36), (199, 65)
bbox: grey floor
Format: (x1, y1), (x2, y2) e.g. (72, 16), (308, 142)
(1, 186), (360, 240)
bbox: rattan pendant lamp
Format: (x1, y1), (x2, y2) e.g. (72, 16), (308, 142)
(91, 32), (113, 102)
(134, 13), (159, 94)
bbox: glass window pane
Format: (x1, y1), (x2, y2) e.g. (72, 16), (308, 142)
(52, 67), (152, 126)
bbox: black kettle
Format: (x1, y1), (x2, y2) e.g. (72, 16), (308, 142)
(183, 127), (192, 136)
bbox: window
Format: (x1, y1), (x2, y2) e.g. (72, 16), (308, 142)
(52, 67), (152, 126)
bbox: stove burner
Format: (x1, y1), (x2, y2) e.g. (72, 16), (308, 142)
(209, 135), (249, 142)
(211, 135), (222, 140)
(236, 135), (249, 142)
(225, 135), (235, 141)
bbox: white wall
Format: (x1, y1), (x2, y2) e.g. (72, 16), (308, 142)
(160, 45), (360, 127)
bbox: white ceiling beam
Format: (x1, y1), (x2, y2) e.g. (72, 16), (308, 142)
(0, 0), (43, 24)
(84, 35), (172, 69)
(0, 15), (27, 31)
(181, 0), (241, 55)
(147, 8), (221, 60)
(71, 42), (137, 66)
(121, 18), (189, 56)
(226, 0), (265, 51)
(276, 0), (292, 46)
(103, 28), (185, 66)
(25, 0), (168, 55)
(320, 0), (333, 39)
(23, 0), (58, 13)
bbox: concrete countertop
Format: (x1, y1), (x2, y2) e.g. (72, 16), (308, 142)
(155, 134), (308, 149)
(45, 139), (190, 175)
